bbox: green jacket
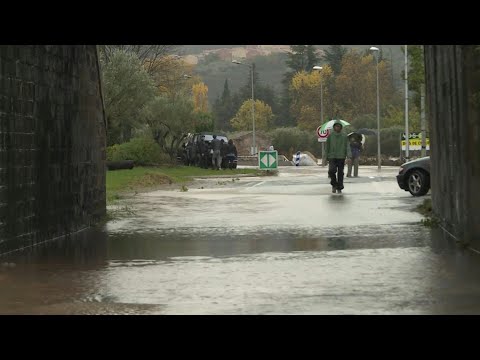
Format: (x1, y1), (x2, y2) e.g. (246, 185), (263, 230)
(326, 130), (351, 160)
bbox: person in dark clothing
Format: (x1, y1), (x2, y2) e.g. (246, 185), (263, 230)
(326, 121), (351, 194)
(226, 139), (238, 169)
(211, 135), (222, 170)
(197, 138), (207, 168)
(220, 139), (228, 169)
(347, 137), (362, 177)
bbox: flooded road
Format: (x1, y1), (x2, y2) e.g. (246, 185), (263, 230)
(2, 166), (480, 314)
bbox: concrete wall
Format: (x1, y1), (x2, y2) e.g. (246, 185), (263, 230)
(425, 45), (480, 245)
(0, 45), (106, 255)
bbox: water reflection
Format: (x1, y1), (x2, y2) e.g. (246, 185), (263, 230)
(2, 227), (108, 266)
(105, 224), (429, 261)
(3, 222), (480, 314)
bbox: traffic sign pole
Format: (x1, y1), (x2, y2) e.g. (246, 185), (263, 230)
(316, 127), (330, 166)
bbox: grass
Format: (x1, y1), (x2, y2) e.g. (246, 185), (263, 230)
(106, 166), (261, 203)
(416, 198), (432, 216)
(416, 198), (440, 228)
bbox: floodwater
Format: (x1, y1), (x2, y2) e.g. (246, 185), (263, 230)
(2, 166), (480, 314)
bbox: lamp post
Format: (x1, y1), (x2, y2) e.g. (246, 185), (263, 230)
(232, 60), (256, 155)
(313, 66), (326, 166)
(370, 46), (381, 170)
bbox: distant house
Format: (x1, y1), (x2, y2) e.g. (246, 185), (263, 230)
(229, 131), (272, 156)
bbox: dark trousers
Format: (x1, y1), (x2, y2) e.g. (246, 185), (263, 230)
(329, 159), (346, 190)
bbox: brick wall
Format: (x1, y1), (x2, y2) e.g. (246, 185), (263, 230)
(0, 45), (106, 255)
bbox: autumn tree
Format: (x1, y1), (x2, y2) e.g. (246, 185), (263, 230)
(230, 100), (274, 131)
(148, 57), (198, 101)
(289, 66), (335, 131)
(233, 63), (279, 120)
(279, 45), (321, 127)
(192, 82), (209, 113)
(334, 50), (396, 120)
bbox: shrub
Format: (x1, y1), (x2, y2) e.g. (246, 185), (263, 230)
(107, 137), (170, 165)
(270, 127), (320, 158)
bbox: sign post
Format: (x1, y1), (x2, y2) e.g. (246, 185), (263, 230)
(316, 127), (330, 166)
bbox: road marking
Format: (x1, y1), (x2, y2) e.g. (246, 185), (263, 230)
(251, 181), (265, 188)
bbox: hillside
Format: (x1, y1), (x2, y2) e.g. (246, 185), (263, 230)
(182, 45), (406, 105)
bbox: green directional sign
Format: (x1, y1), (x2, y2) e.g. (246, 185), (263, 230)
(259, 150), (278, 170)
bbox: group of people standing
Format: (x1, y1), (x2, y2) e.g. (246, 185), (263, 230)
(184, 134), (238, 170)
(204, 135), (238, 170)
(326, 121), (363, 194)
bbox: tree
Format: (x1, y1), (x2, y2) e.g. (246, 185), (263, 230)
(141, 95), (195, 161)
(289, 66), (335, 130)
(281, 45), (321, 127)
(100, 49), (156, 145)
(284, 45), (320, 79)
(194, 112), (214, 133)
(383, 104), (420, 131)
(234, 63), (279, 115)
(403, 45), (425, 108)
(213, 79), (236, 131)
(334, 50), (397, 120)
(322, 45), (348, 75)
(101, 45), (180, 75)
(230, 100), (274, 131)
(192, 82), (209, 113)
(148, 57), (197, 102)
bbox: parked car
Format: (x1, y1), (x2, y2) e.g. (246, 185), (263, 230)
(396, 156), (430, 196)
(182, 132), (229, 168)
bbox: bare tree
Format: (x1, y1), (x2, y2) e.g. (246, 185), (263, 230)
(101, 45), (181, 74)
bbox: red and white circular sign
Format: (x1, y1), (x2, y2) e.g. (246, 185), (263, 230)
(316, 127), (330, 139)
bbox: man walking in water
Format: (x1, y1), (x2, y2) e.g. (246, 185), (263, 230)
(326, 121), (351, 193)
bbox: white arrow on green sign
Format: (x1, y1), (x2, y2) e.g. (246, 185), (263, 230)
(259, 151), (278, 170)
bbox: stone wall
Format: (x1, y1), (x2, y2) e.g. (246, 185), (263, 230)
(0, 45), (106, 255)
(425, 45), (480, 245)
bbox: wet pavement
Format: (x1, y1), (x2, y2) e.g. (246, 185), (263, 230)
(2, 166), (480, 314)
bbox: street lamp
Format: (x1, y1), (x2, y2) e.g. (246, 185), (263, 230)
(370, 46), (381, 170)
(313, 66), (326, 166)
(232, 60), (256, 155)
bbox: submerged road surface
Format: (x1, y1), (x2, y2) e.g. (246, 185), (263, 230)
(2, 166), (480, 314)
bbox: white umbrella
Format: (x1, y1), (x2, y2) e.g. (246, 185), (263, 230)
(319, 119), (351, 132)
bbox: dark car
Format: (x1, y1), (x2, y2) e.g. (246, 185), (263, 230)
(396, 156), (430, 196)
(187, 132), (229, 168)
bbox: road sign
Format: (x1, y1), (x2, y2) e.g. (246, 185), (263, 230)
(401, 138), (430, 151)
(259, 150), (278, 170)
(316, 127), (330, 143)
(402, 132), (427, 140)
